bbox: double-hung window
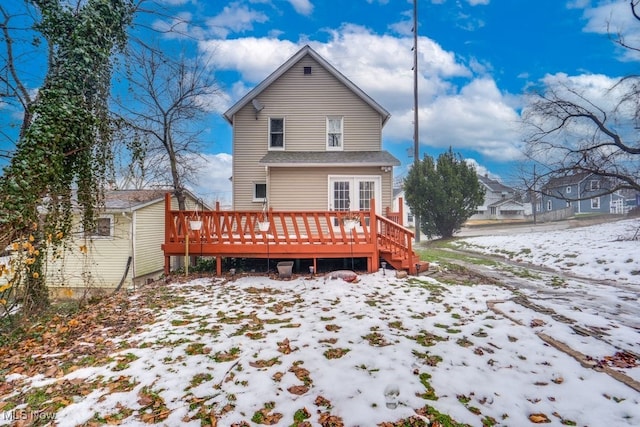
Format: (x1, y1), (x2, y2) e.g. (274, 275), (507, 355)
(269, 118), (284, 150)
(326, 117), (343, 150)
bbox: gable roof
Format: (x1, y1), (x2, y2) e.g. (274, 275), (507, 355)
(223, 45), (391, 126)
(477, 174), (514, 193)
(102, 189), (205, 212)
(103, 189), (170, 212)
(543, 172), (594, 189)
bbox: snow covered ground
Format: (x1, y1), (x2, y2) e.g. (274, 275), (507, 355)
(1, 218), (639, 426)
(455, 217), (640, 284)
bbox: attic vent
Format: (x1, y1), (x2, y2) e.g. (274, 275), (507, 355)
(303, 66), (312, 75)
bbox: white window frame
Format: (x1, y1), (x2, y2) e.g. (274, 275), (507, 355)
(328, 175), (382, 214)
(591, 197), (600, 209)
(253, 182), (267, 202)
(590, 180), (600, 191)
(269, 117), (285, 150)
(547, 200), (552, 211)
(326, 116), (343, 151)
(566, 186), (571, 194)
(86, 215), (114, 239)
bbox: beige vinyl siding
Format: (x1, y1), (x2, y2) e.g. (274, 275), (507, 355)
(232, 55), (385, 208)
(45, 194), (193, 295)
(257, 57), (382, 152)
(133, 201), (166, 278)
(268, 166), (393, 211)
(47, 214), (133, 290)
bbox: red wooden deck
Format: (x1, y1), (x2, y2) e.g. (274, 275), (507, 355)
(161, 193), (421, 275)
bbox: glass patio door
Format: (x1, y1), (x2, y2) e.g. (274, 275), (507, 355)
(329, 176), (381, 219)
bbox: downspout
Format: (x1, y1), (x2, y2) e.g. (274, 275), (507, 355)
(265, 165), (270, 208)
(130, 210), (136, 288)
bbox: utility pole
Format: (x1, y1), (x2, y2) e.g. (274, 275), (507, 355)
(412, 0), (421, 243)
(532, 164), (537, 225)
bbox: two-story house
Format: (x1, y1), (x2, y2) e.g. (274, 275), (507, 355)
(162, 45), (422, 276)
(470, 174), (525, 220)
(223, 45), (400, 215)
(540, 172), (626, 214)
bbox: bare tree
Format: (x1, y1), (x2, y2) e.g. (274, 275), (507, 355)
(113, 45), (220, 209)
(520, 2), (640, 200)
(0, 3), (41, 148)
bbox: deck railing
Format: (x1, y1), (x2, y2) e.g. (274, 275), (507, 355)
(162, 194), (417, 275)
(376, 214), (415, 268)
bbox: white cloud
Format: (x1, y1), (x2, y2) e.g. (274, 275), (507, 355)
(200, 37), (300, 83)
(189, 153), (233, 206)
(286, 0), (313, 16)
(200, 25), (526, 164)
(464, 158), (491, 178)
(581, 1), (640, 61)
(539, 72), (629, 113)
(385, 78), (523, 161)
(206, 3), (269, 38)
(466, 0), (489, 5)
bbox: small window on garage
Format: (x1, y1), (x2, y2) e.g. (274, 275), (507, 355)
(87, 215), (114, 239)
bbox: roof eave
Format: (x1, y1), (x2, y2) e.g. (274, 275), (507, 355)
(222, 45), (391, 125)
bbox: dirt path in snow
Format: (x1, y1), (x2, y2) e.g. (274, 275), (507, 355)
(425, 247), (640, 392)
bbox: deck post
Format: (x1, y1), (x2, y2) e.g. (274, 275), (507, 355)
(216, 256), (222, 276)
(163, 193), (172, 275)
(407, 230), (415, 275)
(370, 199), (378, 273)
(398, 197), (404, 226)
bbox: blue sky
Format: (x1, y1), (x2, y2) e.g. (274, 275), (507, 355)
(2, 0), (639, 205)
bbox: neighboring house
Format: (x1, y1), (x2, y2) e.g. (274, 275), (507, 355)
(223, 45), (400, 215)
(392, 188), (414, 227)
(470, 174), (525, 220)
(46, 189), (201, 298)
(540, 172), (626, 215)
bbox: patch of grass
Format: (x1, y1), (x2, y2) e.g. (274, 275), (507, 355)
(410, 330), (448, 347)
(362, 331), (391, 346)
(501, 266), (542, 279)
(412, 350), (443, 366)
(212, 347), (241, 362)
(418, 372), (438, 400)
(113, 352), (139, 371)
(388, 320), (405, 330)
(185, 343), (209, 355)
(548, 276), (567, 288)
(25, 387), (50, 409)
(264, 317), (293, 324)
(417, 240), (499, 267)
(292, 407), (311, 424)
(188, 373), (212, 389)
(323, 348), (350, 359)
(418, 404), (469, 427)
(356, 364), (380, 374)
(456, 336), (474, 347)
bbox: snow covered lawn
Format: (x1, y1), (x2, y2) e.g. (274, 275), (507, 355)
(1, 218), (639, 426)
